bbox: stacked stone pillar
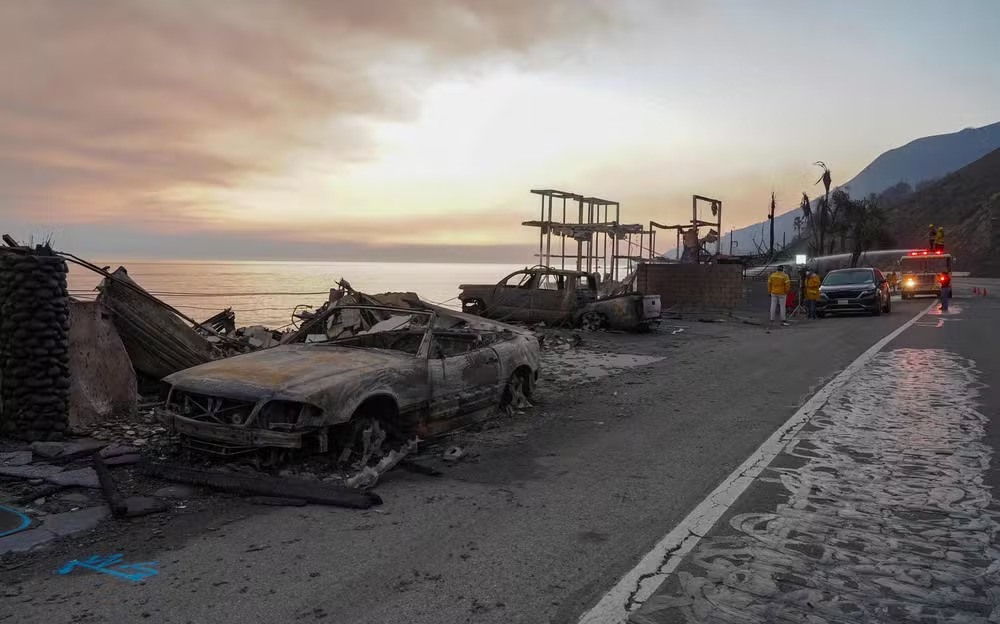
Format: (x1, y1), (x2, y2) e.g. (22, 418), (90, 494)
(0, 247), (71, 440)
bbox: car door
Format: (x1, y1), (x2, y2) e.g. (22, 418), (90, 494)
(425, 332), (501, 435)
(492, 271), (536, 322)
(531, 272), (569, 324)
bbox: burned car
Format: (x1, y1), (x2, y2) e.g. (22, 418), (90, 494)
(157, 306), (540, 465)
(459, 267), (661, 331)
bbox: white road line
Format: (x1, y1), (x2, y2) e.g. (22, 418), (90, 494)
(577, 302), (937, 624)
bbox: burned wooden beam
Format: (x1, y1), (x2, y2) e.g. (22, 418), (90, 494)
(141, 463), (382, 509)
(92, 454), (128, 517)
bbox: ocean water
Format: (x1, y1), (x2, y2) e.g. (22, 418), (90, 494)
(67, 261), (524, 328)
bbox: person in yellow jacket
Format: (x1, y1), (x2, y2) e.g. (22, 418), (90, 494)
(805, 271), (822, 319)
(935, 226), (945, 250)
(768, 265), (791, 325)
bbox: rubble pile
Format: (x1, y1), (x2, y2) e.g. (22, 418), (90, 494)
(536, 328), (583, 352)
(97, 267), (219, 380)
(0, 247), (71, 441)
(84, 407), (175, 453)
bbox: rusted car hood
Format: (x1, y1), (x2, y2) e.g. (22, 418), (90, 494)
(163, 343), (421, 404)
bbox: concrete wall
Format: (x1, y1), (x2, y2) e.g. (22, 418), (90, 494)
(636, 263), (745, 313)
(68, 300), (137, 431)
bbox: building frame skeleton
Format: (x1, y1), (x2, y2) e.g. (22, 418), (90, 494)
(523, 189), (652, 282)
(523, 190), (723, 274)
(649, 194), (723, 264)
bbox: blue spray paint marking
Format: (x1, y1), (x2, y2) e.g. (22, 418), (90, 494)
(0, 505), (32, 538)
(57, 554), (159, 582)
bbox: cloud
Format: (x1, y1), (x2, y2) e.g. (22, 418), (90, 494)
(0, 0), (611, 231)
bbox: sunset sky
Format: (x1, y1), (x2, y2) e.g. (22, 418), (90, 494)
(2, 0), (999, 262)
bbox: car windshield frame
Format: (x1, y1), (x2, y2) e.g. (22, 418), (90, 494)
(823, 269), (875, 286)
(314, 305), (437, 357)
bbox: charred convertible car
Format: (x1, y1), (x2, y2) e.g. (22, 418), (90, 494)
(158, 306), (540, 463)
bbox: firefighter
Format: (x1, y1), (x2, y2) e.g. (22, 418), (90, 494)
(768, 265), (791, 325)
(888, 271), (898, 293)
(928, 224), (936, 249)
(939, 270), (952, 311)
(805, 270), (822, 319)
(935, 226), (945, 251)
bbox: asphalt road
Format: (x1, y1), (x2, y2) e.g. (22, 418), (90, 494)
(0, 294), (961, 624)
(632, 282), (1000, 623)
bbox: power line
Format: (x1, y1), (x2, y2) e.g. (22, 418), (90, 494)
(67, 290), (331, 298)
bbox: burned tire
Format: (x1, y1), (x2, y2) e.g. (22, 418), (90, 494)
(500, 369), (533, 413)
(579, 311), (605, 332)
(336, 398), (407, 469)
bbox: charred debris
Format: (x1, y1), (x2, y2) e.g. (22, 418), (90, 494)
(0, 223), (658, 523)
(0, 240), (533, 517)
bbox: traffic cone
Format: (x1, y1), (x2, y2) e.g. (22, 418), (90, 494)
(973, 287), (979, 294)
(984, 288), (988, 297)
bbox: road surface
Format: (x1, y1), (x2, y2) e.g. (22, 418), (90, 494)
(629, 281), (1000, 623)
(1, 287), (995, 624)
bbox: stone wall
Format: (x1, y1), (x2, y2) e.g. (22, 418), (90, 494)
(636, 263), (745, 313)
(0, 248), (71, 440)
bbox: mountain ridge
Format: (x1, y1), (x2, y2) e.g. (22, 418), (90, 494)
(882, 147), (1000, 276)
(720, 120), (1000, 255)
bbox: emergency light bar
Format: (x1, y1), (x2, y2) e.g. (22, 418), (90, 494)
(908, 249), (944, 255)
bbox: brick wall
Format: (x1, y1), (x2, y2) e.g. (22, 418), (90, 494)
(637, 263), (745, 313)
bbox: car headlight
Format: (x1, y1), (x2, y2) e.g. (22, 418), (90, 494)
(904, 279), (914, 286)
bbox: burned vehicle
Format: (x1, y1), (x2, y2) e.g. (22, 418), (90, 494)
(157, 306), (540, 464)
(458, 267), (661, 331)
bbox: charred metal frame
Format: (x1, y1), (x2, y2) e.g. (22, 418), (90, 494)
(649, 194), (723, 264)
(524, 189), (653, 281)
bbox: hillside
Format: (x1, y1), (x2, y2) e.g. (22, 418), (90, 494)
(883, 148), (1000, 276)
(720, 120), (1000, 255)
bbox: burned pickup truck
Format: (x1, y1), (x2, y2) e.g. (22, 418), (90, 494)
(157, 306), (539, 466)
(459, 267), (661, 331)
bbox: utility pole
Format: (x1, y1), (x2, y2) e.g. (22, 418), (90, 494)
(729, 228), (734, 255)
(768, 192), (776, 256)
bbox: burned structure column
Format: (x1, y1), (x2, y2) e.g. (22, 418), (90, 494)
(0, 246), (71, 440)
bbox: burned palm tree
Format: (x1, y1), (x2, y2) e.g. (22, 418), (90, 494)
(768, 192), (776, 256)
(814, 162), (832, 254)
(799, 192), (817, 255)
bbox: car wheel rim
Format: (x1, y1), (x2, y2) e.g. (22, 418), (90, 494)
(501, 374), (532, 414)
(339, 417), (388, 469)
(581, 312), (602, 331)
